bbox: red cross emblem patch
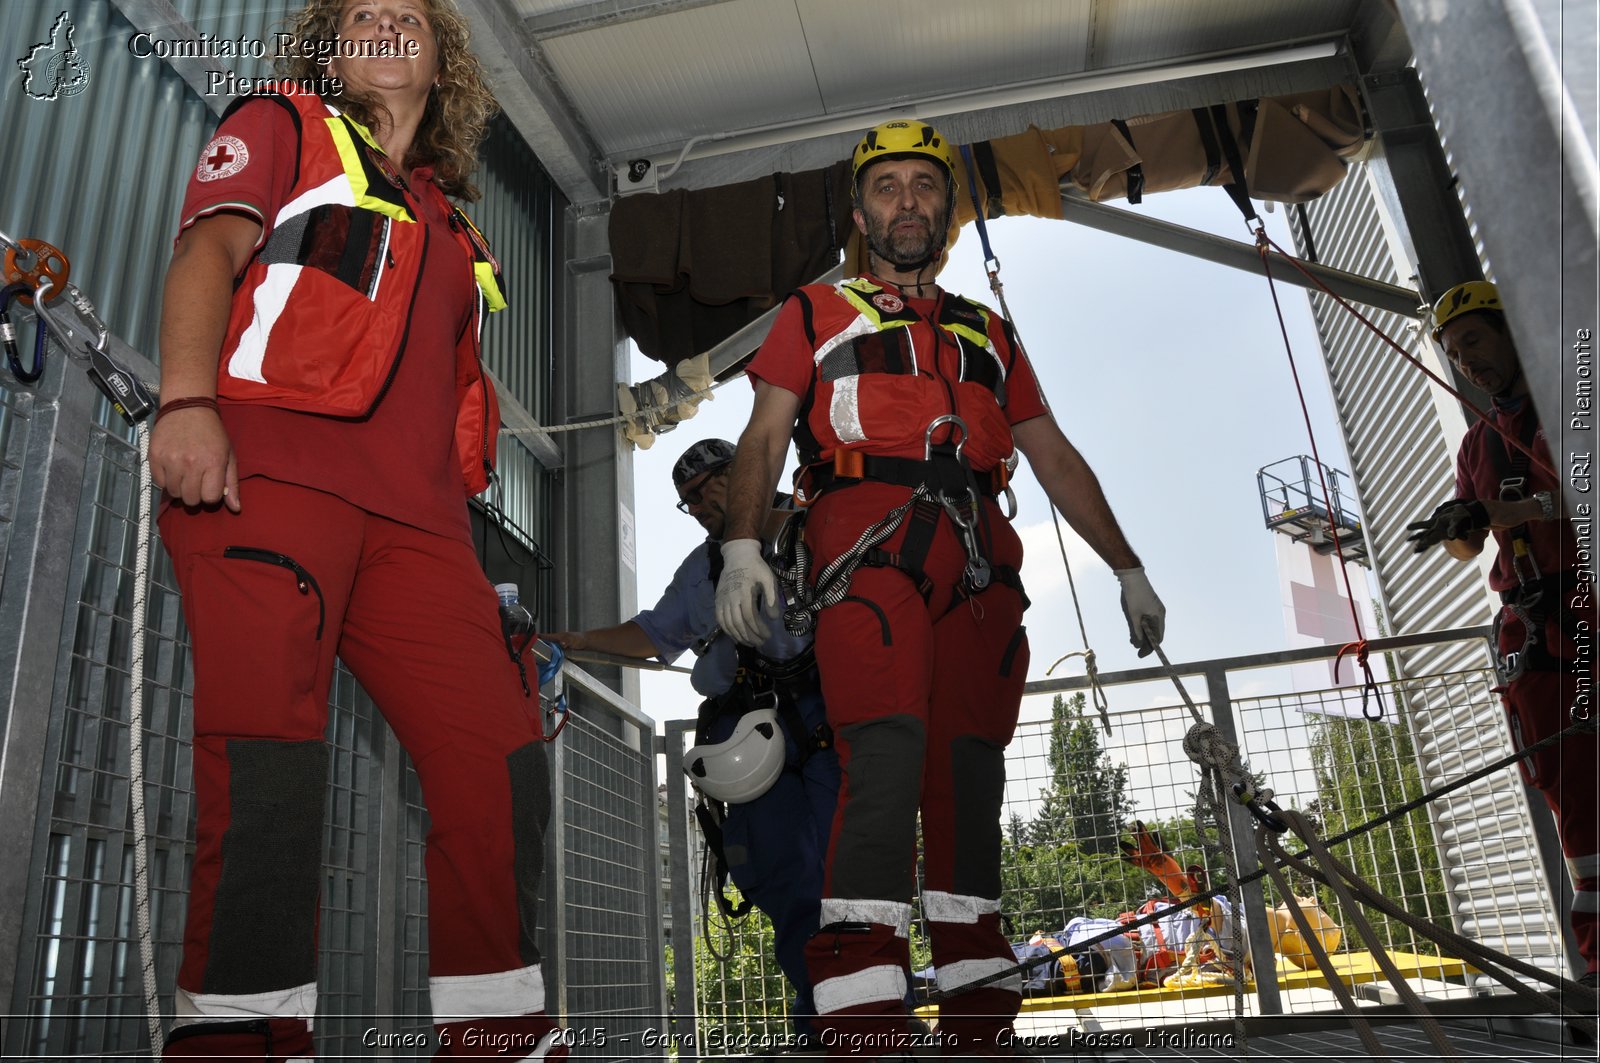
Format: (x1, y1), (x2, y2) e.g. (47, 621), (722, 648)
(196, 135), (249, 182)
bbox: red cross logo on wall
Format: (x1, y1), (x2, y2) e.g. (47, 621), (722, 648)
(195, 135), (249, 183)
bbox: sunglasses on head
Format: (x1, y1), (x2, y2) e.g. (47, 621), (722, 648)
(676, 465), (730, 512)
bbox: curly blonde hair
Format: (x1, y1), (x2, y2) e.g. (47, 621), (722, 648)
(275, 0), (498, 201)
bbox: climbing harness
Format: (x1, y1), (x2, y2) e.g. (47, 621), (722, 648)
(777, 416), (1007, 636)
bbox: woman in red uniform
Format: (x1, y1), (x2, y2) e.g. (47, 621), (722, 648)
(149, 2), (563, 1058)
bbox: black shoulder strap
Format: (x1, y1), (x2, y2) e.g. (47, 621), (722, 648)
(693, 799), (755, 918)
(706, 540), (724, 588)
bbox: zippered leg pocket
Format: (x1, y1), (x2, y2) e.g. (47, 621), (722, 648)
(222, 546), (327, 640)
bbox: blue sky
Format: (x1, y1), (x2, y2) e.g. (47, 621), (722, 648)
(623, 186), (1362, 727)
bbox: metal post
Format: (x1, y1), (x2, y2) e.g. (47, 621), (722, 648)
(1203, 667), (1283, 1017)
(553, 206), (639, 707)
(370, 724), (405, 1054)
(664, 720), (699, 1062)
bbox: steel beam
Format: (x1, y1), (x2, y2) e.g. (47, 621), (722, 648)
(1060, 191), (1421, 317)
(457, 0), (608, 204)
(526, 0), (736, 38)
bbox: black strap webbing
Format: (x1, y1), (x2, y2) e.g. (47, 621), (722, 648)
(970, 141), (1007, 220)
(1295, 204), (1319, 263)
(693, 800), (755, 918)
(1111, 120), (1145, 205)
(1191, 107), (1222, 186)
(1208, 103), (1259, 223)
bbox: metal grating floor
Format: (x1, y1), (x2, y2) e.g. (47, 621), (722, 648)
(1038, 1016), (1591, 1061)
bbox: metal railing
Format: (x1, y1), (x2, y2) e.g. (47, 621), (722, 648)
(665, 627), (1570, 1051)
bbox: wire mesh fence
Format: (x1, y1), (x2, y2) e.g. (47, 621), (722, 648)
(670, 645), (1568, 1050)
(0, 362), (664, 1058)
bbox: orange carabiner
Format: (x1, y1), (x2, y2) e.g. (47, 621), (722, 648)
(2, 238), (71, 303)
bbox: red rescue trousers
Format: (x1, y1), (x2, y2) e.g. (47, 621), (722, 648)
(1500, 607), (1599, 975)
(800, 482), (1029, 1058)
(159, 478), (559, 1059)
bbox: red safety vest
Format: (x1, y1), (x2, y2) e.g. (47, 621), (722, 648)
(791, 276), (1017, 474)
(213, 85), (506, 495)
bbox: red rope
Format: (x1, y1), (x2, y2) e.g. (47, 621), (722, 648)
(1253, 227), (1384, 720)
(1253, 229), (1557, 482)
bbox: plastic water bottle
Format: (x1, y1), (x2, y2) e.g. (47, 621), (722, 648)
(496, 582), (536, 657)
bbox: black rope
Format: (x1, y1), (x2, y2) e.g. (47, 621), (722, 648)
(927, 716), (1595, 1002)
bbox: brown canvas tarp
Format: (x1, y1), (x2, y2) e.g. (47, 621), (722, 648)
(614, 85), (1366, 366)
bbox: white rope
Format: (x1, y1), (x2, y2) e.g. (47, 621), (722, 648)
(129, 424), (163, 1058)
(499, 375), (740, 438)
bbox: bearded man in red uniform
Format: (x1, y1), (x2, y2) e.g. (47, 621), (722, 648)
(1407, 281), (1598, 988)
(713, 120), (1165, 1059)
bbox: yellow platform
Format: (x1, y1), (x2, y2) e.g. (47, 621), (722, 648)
(918, 951), (1473, 1017)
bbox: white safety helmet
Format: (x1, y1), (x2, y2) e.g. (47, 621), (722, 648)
(683, 708), (785, 803)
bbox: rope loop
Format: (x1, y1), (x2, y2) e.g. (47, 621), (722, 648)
(1181, 720), (1247, 784)
(1334, 639), (1387, 721)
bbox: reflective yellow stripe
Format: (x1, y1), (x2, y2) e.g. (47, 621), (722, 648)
(836, 277), (911, 331)
(475, 261), (506, 312)
(324, 116), (413, 222)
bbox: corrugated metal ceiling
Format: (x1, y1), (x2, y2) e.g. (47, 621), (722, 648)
(467, 0), (1371, 202)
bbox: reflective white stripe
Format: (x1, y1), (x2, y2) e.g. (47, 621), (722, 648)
(935, 956), (1022, 995)
(1567, 853), (1600, 881)
(274, 175), (353, 228)
(170, 982), (317, 1029)
(226, 263), (298, 383)
(922, 890), (999, 925)
(819, 897), (912, 937)
(430, 962), (546, 1021)
(1573, 889), (1599, 915)
(830, 374), (865, 443)
(813, 313), (879, 367)
(813, 964), (907, 1014)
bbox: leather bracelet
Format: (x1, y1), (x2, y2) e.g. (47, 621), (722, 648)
(156, 396), (220, 421)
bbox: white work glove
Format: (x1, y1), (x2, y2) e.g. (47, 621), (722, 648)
(715, 538), (779, 646)
(1114, 566), (1166, 658)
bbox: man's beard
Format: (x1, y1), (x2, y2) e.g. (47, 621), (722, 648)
(868, 210), (942, 269)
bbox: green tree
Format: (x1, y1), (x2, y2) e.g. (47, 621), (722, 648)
(1305, 693), (1450, 951)
(1027, 693), (1132, 854)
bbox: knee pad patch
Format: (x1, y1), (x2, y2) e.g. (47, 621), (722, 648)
(207, 739), (326, 993)
(950, 736), (1006, 900)
(832, 716), (925, 899)
(507, 741), (552, 966)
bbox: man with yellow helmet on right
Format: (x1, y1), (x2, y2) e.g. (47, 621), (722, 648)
(713, 119), (1164, 1058)
(1407, 280), (1598, 987)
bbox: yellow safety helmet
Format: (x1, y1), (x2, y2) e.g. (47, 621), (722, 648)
(1431, 280), (1502, 341)
(852, 120), (957, 188)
